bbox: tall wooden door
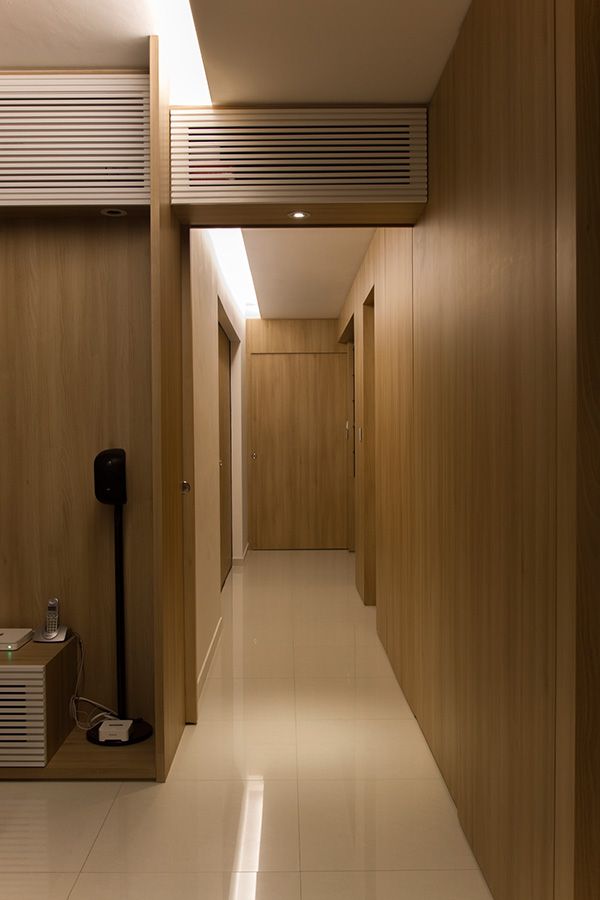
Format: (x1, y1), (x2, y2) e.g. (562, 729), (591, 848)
(250, 352), (347, 549)
(218, 325), (232, 585)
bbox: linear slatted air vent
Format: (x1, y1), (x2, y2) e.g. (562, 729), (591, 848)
(0, 74), (150, 206)
(0, 667), (46, 767)
(171, 107), (427, 205)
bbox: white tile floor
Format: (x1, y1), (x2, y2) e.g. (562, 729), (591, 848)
(0, 550), (494, 899)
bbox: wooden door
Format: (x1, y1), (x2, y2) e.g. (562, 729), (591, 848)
(250, 352), (347, 549)
(346, 342), (356, 551)
(218, 325), (233, 585)
(362, 300), (376, 605)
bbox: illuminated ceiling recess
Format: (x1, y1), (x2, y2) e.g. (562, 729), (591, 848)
(207, 230), (260, 319)
(152, 0), (259, 318)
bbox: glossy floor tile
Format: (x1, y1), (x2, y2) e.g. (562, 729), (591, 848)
(296, 718), (441, 780)
(0, 782), (120, 872)
(0, 551), (494, 899)
(83, 780), (300, 873)
(170, 718), (297, 781)
(301, 871), (494, 899)
(294, 675), (414, 720)
(197, 676), (296, 723)
(71, 872), (301, 899)
(0, 874), (78, 900)
(298, 779), (478, 871)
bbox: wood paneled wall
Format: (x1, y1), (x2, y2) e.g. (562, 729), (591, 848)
(338, 235), (384, 605)
(339, 1), (565, 896)
(414, 3), (557, 898)
(555, 0), (577, 895)
(184, 229), (224, 712)
(573, 1), (600, 897)
(247, 320), (347, 550)
(149, 35), (185, 780)
(0, 216), (154, 723)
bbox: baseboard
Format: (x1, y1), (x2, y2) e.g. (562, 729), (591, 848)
(196, 615), (223, 699)
(233, 542), (249, 564)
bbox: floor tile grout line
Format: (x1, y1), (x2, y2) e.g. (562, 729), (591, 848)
(72, 780), (123, 886)
(65, 870), (79, 899)
(166, 776), (445, 784)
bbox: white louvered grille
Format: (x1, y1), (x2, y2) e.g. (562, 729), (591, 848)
(0, 667), (46, 766)
(171, 107), (427, 204)
(0, 74), (150, 206)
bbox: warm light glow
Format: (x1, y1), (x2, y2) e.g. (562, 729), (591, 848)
(228, 781), (264, 900)
(151, 0), (211, 105)
(152, 2), (260, 317)
(208, 230), (261, 319)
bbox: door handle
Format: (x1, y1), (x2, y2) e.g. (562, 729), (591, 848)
(181, 480), (192, 494)
(251, 450), (257, 461)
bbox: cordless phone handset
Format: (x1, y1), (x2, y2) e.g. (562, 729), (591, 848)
(44, 598), (60, 639)
(33, 597), (68, 643)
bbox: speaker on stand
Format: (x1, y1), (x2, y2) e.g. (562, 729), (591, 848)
(87, 448), (153, 747)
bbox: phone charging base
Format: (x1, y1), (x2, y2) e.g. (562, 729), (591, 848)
(86, 718), (153, 747)
(33, 625), (69, 643)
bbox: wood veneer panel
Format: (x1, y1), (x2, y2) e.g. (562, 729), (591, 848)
(374, 229), (415, 688)
(250, 351), (347, 549)
(574, 1), (600, 896)
(361, 298), (376, 606)
(351, 238), (376, 604)
(346, 343), (356, 552)
(0, 215), (153, 723)
(247, 318), (344, 354)
(187, 231), (222, 701)
(174, 201), (426, 228)
(181, 237), (198, 724)
(218, 325), (233, 585)
(555, 0), (577, 897)
(412, 0), (556, 896)
(149, 35), (185, 781)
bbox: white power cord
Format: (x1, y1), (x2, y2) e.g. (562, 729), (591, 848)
(69, 632), (118, 731)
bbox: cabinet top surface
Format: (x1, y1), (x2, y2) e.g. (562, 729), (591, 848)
(0, 636), (76, 667)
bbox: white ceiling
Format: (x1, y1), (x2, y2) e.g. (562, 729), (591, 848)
(242, 228), (375, 318)
(190, 0), (471, 105)
(0, 0), (154, 68)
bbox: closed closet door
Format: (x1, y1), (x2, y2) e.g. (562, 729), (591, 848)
(250, 352), (347, 549)
(218, 325), (232, 585)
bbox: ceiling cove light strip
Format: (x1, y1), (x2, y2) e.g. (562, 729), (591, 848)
(207, 229), (260, 319)
(153, 0), (260, 318)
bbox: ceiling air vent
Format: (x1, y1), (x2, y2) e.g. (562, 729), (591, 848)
(171, 107), (427, 226)
(0, 74), (150, 207)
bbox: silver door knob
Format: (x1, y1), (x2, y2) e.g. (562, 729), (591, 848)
(181, 481), (192, 494)
(251, 450), (257, 460)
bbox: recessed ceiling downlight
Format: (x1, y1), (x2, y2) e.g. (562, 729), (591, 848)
(100, 208), (128, 218)
(288, 210), (311, 220)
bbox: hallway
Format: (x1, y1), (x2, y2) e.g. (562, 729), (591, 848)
(0, 551), (493, 899)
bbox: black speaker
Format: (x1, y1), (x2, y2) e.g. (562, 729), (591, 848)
(94, 448), (127, 506)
